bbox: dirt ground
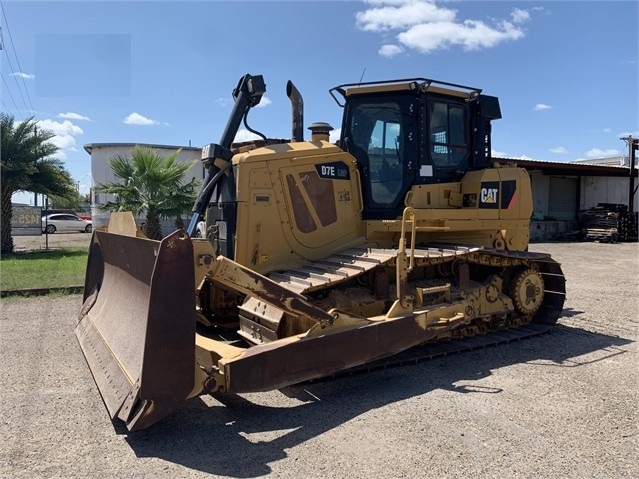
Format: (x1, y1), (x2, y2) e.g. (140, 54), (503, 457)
(1, 242), (637, 479)
(11, 232), (92, 252)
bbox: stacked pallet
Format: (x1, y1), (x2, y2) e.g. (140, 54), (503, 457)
(578, 204), (635, 243)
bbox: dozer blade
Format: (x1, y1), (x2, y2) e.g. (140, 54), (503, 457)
(75, 228), (196, 431)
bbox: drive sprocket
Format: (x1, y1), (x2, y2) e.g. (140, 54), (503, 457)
(509, 268), (545, 316)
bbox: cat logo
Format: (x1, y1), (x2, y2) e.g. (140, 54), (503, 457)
(480, 187), (498, 204)
(479, 181), (500, 209)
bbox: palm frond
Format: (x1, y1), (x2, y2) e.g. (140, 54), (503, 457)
(95, 146), (200, 233)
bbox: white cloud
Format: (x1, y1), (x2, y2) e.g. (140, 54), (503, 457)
(36, 119), (84, 157)
(379, 44), (403, 58)
(37, 119), (84, 136)
(330, 128), (341, 143)
(510, 8), (530, 24)
(255, 96), (272, 108)
(491, 149), (506, 158)
(364, 0), (413, 5)
(398, 19), (526, 54)
(123, 112), (159, 125)
(356, 1), (532, 56)
(49, 135), (78, 151)
(586, 148), (620, 158)
(356, 0), (456, 32)
(58, 112), (91, 121)
(11, 72), (35, 79)
(533, 103), (551, 111)
(549, 146), (568, 154)
(494, 151), (537, 160)
(234, 129), (262, 143)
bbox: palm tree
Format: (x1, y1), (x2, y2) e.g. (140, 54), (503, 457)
(1, 113), (76, 254)
(95, 146), (199, 240)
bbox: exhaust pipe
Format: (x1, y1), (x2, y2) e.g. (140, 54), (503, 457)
(286, 80), (304, 142)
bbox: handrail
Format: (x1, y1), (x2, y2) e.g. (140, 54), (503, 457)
(399, 207), (417, 273)
(393, 207), (417, 311)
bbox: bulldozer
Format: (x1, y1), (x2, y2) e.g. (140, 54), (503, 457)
(76, 73), (566, 432)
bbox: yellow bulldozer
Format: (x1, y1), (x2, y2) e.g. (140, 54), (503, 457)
(76, 74), (566, 431)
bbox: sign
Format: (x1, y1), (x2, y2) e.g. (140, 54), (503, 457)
(315, 161), (350, 180)
(479, 181), (499, 209)
(11, 206), (42, 236)
(478, 180), (517, 209)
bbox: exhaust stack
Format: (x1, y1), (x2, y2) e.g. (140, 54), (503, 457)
(286, 80), (304, 142)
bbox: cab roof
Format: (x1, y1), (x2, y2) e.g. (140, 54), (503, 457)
(329, 78), (482, 106)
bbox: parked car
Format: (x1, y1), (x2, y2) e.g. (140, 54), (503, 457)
(42, 209), (91, 221)
(42, 209), (77, 217)
(42, 213), (92, 234)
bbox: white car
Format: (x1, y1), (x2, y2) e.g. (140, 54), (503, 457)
(42, 213), (92, 234)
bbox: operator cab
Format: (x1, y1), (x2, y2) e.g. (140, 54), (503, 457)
(331, 79), (501, 220)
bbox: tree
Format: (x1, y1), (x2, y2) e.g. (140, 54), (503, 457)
(94, 146), (199, 240)
(48, 190), (90, 211)
(1, 113), (76, 254)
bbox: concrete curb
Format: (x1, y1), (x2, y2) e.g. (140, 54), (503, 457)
(1, 286), (84, 298)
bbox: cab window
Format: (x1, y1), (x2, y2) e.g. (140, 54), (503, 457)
(368, 119), (402, 203)
(428, 101), (468, 168)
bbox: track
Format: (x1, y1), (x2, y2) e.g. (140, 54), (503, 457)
(267, 244), (566, 328)
(268, 245), (481, 294)
(268, 243), (566, 383)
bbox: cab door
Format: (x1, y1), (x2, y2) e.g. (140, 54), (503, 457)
(342, 94), (418, 220)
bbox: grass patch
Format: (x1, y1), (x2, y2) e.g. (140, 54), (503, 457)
(0, 248), (88, 291)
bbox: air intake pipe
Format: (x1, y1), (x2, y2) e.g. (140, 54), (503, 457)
(308, 122), (333, 142)
(187, 74), (265, 237)
(286, 80), (304, 142)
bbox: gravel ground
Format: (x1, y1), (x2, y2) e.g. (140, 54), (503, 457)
(11, 232), (92, 252)
(1, 242), (637, 479)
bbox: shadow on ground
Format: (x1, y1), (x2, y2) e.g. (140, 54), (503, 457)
(124, 315), (632, 478)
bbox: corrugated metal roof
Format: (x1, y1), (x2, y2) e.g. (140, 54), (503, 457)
(84, 142), (200, 155)
(494, 157), (635, 177)
(570, 156), (631, 167)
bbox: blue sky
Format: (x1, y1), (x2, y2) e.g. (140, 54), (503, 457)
(3, 0), (637, 205)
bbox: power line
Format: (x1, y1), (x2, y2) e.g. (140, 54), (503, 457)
(0, 70), (23, 118)
(0, 38), (31, 116)
(0, 1), (34, 114)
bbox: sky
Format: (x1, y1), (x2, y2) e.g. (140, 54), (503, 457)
(2, 0), (638, 205)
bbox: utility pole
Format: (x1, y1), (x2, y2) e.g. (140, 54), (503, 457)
(621, 136), (638, 213)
